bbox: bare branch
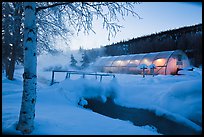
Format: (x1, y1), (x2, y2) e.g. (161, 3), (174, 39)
(36, 2), (71, 13)
(36, 2), (140, 40)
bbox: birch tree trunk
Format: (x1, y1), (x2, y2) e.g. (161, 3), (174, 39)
(16, 2), (37, 134)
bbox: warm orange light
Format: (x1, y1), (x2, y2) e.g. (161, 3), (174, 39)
(156, 59), (163, 62)
(141, 58), (152, 66)
(154, 58), (166, 66)
(143, 59), (149, 64)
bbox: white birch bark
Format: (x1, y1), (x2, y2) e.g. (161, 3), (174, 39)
(16, 2), (37, 134)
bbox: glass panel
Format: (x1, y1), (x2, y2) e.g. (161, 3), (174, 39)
(111, 55), (126, 66)
(119, 55), (134, 67)
(155, 66), (166, 75)
(93, 50), (190, 75)
(127, 54), (146, 67)
(165, 57), (178, 75)
(122, 55), (135, 72)
(154, 51), (174, 60)
(139, 52), (158, 66)
(105, 56), (119, 67)
(110, 66), (119, 73)
(166, 50), (190, 75)
(150, 51), (174, 75)
(152, 51), (174, 66)
(98, 57), (111, 66)
(125, 54), (135, 60)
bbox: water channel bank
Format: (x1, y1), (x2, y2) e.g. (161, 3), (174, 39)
(83, 97), (201, 135)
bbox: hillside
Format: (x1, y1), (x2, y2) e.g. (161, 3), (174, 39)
(86, 24), (202, 67)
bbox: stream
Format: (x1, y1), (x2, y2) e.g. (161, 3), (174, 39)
(83, 97), (201, 135)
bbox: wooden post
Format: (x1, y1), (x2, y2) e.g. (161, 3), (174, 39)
(51, 71), (55, 85)
(152, 68), (155, 77)
(142, 68), (145, 78)
(65, 72), (71, 79)
(65, 72), (68, 79)
(150, 68), (155, 77)
(153, 68), (155, 77)
(95, 72), (97, 80)
(100, 75), (102, 82)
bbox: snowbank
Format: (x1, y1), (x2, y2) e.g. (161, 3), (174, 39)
(2, 67), (160, 135)
(113, 69), (202, 132)
(158, 79), (202, 122)
(40, 67), (202, 133)
(2, 53), (202, 135)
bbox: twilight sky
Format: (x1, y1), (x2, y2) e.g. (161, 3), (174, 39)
(56, 2), (202, 51)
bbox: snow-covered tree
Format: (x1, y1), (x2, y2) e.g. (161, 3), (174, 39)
(2, 2), (23, 80)
(80, 51), (90, 69)
(78, 46), (84, 53)
(2, 2), (14, 76)
(7, 2), (23, 80)
(36, 3), (73, 54)
(2, 2), (73, 80)
(16, 2), (37, 134)
(15, 2), (140, 134)
(70, 54), (78, 68)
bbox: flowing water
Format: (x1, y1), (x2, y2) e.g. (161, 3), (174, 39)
(83, 97), (201, 135)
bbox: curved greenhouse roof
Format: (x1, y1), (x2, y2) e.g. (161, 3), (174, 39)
(92, 50), (190, 75)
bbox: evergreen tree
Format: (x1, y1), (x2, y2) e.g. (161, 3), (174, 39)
(78, 46), (84, 53)
(80, 51), (90, 69)
(70, 54), (77, 68)
(2, 2), (24, 80)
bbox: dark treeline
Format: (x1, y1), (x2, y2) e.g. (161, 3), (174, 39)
(86, 24), (202, 67)
(2, 2), (72, 80)
(2, 3), (24, 80)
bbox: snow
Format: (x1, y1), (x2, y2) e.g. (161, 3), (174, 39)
(137, 64), (148, 69)
(114, 73), (202, 126)
(148, 64), (156, 69)
(37, 50), (82, 72)
(2, 53), (202, 135)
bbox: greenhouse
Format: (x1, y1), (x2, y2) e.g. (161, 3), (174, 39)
(92, 50), (190, 75)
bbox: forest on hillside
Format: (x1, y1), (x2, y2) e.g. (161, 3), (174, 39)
(86, 24), (202, 67)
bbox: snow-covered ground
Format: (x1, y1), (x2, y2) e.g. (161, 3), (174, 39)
(2, 53), (202, 135)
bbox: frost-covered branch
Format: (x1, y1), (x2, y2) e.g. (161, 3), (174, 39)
(36, 2), (141, 40)
(36, 2), (71, 13)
